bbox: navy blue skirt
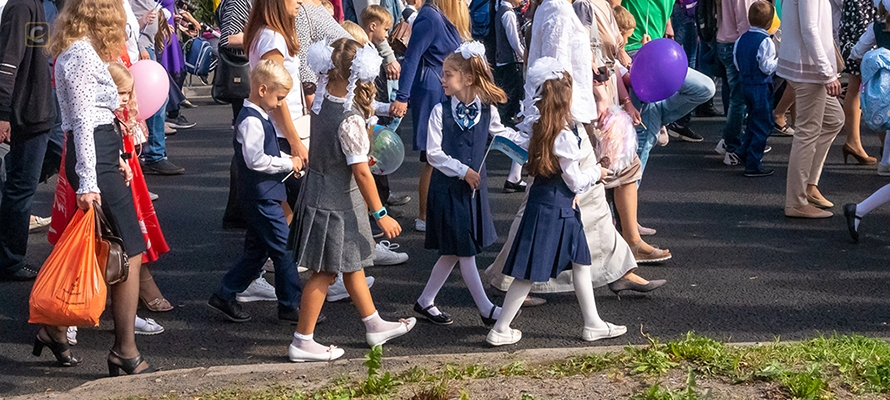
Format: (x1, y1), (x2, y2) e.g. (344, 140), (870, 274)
(502, 174), (591, 282)
(424, 170), (496, 257)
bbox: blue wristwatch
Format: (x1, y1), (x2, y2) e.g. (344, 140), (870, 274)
(370, 207), (388, 220)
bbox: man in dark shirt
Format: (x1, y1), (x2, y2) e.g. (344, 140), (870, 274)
(0, 0), (56, 281)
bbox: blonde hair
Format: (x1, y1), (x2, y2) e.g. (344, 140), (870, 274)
(612, 5), (636, 39)
(321, 0), (335, 16)
(360, 5), (393, 29)
(107, 62), (140, 127)
(427, 0), (471, 40)
(251, 59), (294, 92)
(443, 52), (507, 105)
(329, 38), (377, 121)
(49, 0), (127, 61)
(341, 20), (370, 45)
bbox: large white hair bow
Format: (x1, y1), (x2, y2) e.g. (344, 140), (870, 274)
(344, 44), (383, 112)
(517, 57), (567, 133)
(455, 41), (486, 60)
(307, 41), (335, 114)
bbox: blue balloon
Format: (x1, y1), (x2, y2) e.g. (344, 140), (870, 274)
(369, 126), (405, 175)
(630, 39), (688, 103)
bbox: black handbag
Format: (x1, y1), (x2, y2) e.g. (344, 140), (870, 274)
(212, 46), (251, 102)
(93, 202), (129, 285)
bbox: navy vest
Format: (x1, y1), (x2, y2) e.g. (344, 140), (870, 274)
(494, 3), (519, 65)
(736, 30), (772, 85)
(875, 22), (890, 50)
(438, 100), (491, 178)
(233, 106), (287, 201)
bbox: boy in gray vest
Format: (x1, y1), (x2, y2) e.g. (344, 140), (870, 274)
(494, 0), (527, 192)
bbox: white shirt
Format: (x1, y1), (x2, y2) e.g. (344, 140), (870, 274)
(498, 0), (525, 66)
(236, 100), (295, 174)
(733, 27), (778, 76)
(55, 39), (119, 194)
(123, 0), (140, 61)
(249, 28), (307, 139)
(426, 97), (529, 178)
(553, 128), (600, 193)
(851, 22), (879, 61)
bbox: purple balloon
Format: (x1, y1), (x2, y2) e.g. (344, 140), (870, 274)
(630, 39), (688, 103)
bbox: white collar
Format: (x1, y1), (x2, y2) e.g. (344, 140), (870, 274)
(500, 0), (514, 9)
(325, 93), (347, 103)
(243, 100), (270, 120)
(749, 27), (770, 36)
(451, 95), (481, 110)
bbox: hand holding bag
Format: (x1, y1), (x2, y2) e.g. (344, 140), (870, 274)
(94, 202), (130, 285)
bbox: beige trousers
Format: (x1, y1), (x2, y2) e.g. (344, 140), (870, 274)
(785, 81), (845, 208)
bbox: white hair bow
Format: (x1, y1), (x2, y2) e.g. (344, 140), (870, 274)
(344, 44), (383, 113)
(517, 57), (567, 133)
(307, 41), (335, 114)
(455, 41), (486, 60)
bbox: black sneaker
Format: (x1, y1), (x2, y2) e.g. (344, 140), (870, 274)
(1, 264), (39, 281)
(744, 168), (775, 178)
(693, 100), (721, 117)
(166, 116), (196, 129)
(666, 122), (704, 142)
(503, 180), (527, 193)
(208, 294), (251, 322)
(141, 159), (185, 175)
(386, 194), (412, 207)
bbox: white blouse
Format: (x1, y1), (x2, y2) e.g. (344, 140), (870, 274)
(326, 95), (371, 166)
(249, 28), (306, 139)
(426, 97), (530, 178)
(55, 39), (119, 194)
(236, 100), (295, 174)
(553, 128), (600, 193)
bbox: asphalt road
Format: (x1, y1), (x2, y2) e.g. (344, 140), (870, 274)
(2, 97), (889, 397)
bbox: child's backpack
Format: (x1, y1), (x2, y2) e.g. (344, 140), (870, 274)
(860, 48), (890, 132)
(185, 36), (213, 78)
(469, 0), (492, 40)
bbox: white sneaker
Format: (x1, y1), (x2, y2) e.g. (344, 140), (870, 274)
(715, 139), (727, 156)
(414, 219), (426, 232)
(657, 126), (669, 146)
(135, 316), (165, 335)
(262, 258), (275, 273)
(148, 191), (159, 201)
(723, 152), (741, 166)
(164, 122), (177, 135)
(236, 273), (277, 302)
(327, 274), (375, 302)
(374, 241), (409, 266)
(66, 326), (77, 346)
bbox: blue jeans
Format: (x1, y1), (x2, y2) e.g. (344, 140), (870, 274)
(142, 47), (169, 163)
(737, 84), (773, 173)
(716, 42), (747, 153)
(0, 131), (50, 273)
(633, 68), (716, 174)
(671, 4), (698, 69)
(216, 199), (303, 310)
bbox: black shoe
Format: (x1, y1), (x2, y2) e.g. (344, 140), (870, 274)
(141, 159), (185, 175)
(386, 194), (412, 207)
(278, 306), (326, 324)
(503, 180), (527, 193)
(608, 277), (666, 294)
(667, 122), (704, 142)
(743, 168), (775, 178)
(693, 100), (721, 117)
(413, 302), (453, 325)
(208, 294), (251, 322)
(844, 203), (860, 243)
(165, 116), (196, 129)
(180, 99), (198, 109)
(33, 329), (81, 367)
(2, 264), (39, 281)
(479, 305), (519, 327)
(107, 350), (155, 376)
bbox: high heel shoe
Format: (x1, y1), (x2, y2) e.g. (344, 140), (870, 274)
(842, 144), (877, 165)
(844, 203), (861, 243)
(107, 350), (155, 377)
(33, 331), (81, 367)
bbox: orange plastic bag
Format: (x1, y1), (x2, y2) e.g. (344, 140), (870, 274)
(29, 207), (107, 327)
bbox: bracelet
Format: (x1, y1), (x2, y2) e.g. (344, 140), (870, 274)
(369, 207), (388, 220)
(620, 97), (631, 106)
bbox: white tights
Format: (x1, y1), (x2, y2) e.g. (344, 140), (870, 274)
(417, 255), (498, 318)
(507, 162), (523, 184)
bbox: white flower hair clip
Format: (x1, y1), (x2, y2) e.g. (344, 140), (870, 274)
(455, 41), (486, 60)
(517, 57), (568, 133)
(307, 41), (335, 114)
(344, 43), (383, 112)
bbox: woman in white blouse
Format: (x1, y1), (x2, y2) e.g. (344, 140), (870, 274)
(45, 0), (153, 375)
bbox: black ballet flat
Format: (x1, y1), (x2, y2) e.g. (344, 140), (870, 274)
(480, 306), (520, 327)
(413, 302), (453, 325)
(844, 203), (861, 243)
(107, 350), (156, 377)
(33, 331), (81, 367)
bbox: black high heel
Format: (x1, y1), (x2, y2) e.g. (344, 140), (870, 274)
(107, 350), (155, 377)
(33, 331), (81, 367)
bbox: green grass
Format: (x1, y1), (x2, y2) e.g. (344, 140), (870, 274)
(121, 332), (890, 400)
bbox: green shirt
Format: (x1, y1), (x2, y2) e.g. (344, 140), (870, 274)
(622, 0), (674, 52)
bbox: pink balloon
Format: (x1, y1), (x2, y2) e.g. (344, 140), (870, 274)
(129, 60), (170, 120)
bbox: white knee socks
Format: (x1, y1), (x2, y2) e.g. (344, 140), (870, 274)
(507, 162), (523, 184)
(857, 184), (890, 227)
(417, 255), (459, 316)
(458, 256), (498, 318)
(417, 255), (498, 318)
(492, 279), (531, 334)
(572, 264), (606, 330)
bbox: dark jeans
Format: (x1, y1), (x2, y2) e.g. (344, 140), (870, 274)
(0, 131), (50, 273)
(494, 63), (524, 126)
(143, 47), (170, 163)
(216, 199), (303, 310)
(737, 84), (773, 173)
(716, 42), (746, 153)
(166, 71), (186, 119)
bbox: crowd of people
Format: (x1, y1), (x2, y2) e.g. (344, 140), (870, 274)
(1, 0), (889, 374)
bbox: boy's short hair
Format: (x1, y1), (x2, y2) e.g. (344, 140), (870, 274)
(360, 5), (393, 29)
(341, 20), (370, 45)
(612, 5), (636, 36)
(250, 59), (293, 92)
(747, 1), (774, 30)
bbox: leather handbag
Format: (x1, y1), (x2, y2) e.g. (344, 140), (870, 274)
(389, 20), (411, 58)
(212, 46), (251, 102)
(93, 202), (129, 285)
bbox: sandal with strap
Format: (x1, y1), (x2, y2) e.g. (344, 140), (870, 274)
(630, 242), (672, 264)
(140, 297), (174, 312)
(107, 350), (155, 376)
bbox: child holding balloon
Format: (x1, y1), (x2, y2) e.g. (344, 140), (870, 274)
(413, 41), (529, 327)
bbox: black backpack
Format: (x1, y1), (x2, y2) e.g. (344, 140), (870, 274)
(696, 0), (718, 43)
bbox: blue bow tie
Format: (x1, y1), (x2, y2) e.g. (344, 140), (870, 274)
(455, 101), (478, 129)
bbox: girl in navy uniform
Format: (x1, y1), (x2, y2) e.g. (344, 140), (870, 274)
(413, 41), (529, 327)
(287, 38), (416, 363)
(487, 57), (625, 346)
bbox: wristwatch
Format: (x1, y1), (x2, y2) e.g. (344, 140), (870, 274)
(369, 207), (388, 220)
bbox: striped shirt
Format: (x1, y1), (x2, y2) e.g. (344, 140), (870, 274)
(219, 0), (251, 57)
